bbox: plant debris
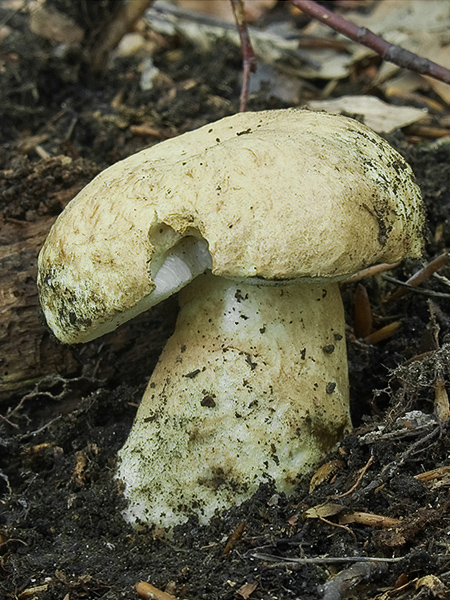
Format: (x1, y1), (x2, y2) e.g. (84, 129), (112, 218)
(1, 2), (450, 599)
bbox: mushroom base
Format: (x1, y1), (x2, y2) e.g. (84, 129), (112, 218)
(117, 274), (351, 528)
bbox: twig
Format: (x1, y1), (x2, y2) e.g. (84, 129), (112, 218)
(230, 0), (257, 112)
(318, 515), (357, 542)
(22, 416), (62, 439)
(0, 413), (18, 428)
(252, 552), (405, 565)
(344, 262), (400, 284)
(337, 455), (373, 498)
(359, 423), (435, 445)
(289, 0), (450, 85)
(382, 276), (450, 300)
(379, 426), (441, 481)
(353, 425), (440, 500)
(384, 253), (450, 303)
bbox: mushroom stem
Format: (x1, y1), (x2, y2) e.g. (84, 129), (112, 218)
(117, 273), (351, 528)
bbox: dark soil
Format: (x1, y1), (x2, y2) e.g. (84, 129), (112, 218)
(1, 3), (450, 600)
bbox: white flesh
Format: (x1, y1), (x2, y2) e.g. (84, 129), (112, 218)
(117, 273), (351, 528)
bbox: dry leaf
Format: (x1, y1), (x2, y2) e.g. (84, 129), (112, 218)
(303, 502), (345, 520)
(345, 0), (450, 103)
(416, 574), (449, 598)
(307, 95), (427, 133)
(236, 581), (258, 599)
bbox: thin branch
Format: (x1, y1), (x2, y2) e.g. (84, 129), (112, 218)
(90, 0), (153, 74)
(382, 275), (450, 300)
(251, 552), (405, 565)
(290, 0), (450, 85)
(0, 412), (18, 428)
(230, 0), (257, 112)
(384, 253), (450, 303)
(337, 455), (373, 498)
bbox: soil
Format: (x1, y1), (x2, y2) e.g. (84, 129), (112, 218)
(1, 3), (450, 600)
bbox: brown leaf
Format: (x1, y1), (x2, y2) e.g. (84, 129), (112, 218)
(236, 582), (258, 599)
(416, 575), (449, 598)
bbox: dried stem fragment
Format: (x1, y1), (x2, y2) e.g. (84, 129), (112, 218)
(415, 465), (450, 482)
(230, 0), (257, 112)
(339, 511), (401, 528)
(337, 455), (373, 498)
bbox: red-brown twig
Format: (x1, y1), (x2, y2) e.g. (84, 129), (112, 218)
(230, 0), (257, 112)
(290, 0), (450, 85)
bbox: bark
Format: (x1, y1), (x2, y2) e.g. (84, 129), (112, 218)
(0, 214), (177, 403)
(0, 214), (80, 399)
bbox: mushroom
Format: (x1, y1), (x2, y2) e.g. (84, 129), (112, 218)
(37, 109), (424, 528)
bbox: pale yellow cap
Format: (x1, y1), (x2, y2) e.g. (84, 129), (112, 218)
(38, 109), (424, 343)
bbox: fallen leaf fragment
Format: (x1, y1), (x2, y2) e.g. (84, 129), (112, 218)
(18, 584), (49, 599)
(416, 574), (449, 598)
(304, 502), (345, 520)
(364, 321), (401, 345)
(236, 581), (258, 599)
(307, 95), (427, 133)
(406, 124), (450, 139)
(29, 4), (84, 44)
(434, 378), (450, 423)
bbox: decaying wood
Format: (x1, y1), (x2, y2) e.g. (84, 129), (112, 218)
(0, 159), (177, 404)
(0, 215), (80, 399)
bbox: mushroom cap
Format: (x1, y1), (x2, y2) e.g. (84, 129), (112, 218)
(38, 109), (424, 343)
